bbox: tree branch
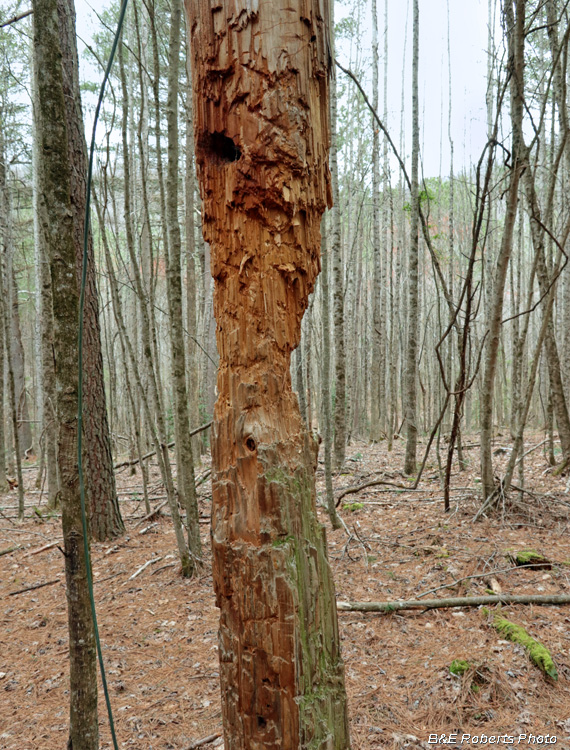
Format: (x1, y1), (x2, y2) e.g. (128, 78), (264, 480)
(0, 9), (32, 28)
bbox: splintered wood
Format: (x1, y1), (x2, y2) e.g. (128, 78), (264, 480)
(185, 1), (349, 748)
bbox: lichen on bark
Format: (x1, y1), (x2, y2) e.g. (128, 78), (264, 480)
(185, 1), (350, 747)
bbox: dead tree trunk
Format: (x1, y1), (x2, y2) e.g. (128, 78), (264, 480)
(186, 1), (350, 747)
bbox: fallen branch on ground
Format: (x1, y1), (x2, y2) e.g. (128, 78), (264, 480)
(0, 545), (20, 557)
(128, 556), (163, 581)
(134, 501), (168, 528)
(24, 541), (60, 556)
(182, 733), (222, 750)
(8, 578), (61, 596)
(336, 479), (418, 506)
(337, 593), (570, 613)
(415, 562), (563, 599)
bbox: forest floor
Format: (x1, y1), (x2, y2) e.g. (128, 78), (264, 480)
(1, 435), (570, 749)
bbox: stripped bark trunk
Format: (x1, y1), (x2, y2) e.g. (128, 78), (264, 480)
(186, 1), (350, 746)
(32, 0), (98, 743)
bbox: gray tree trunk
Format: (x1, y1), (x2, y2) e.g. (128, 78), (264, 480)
(32, 0), (98, 743)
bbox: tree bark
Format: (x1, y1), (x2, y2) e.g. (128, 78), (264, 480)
(403, 0), (420, 475)
(480, 0), (525, 501)
(165, 0), (201, 567)
(31, 46), (59, 506)
(184, 47), (201, 463)
(321, 215), (340, 529)
(32, 0), (98, 744)
(370, 0), (382, 442)
(186, 1), (351, 747)
(57, 0), (124, 541)
(330, 15), (346, 469)
(0, 122), (25, 516)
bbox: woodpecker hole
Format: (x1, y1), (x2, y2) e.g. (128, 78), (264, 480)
(245, 436), (256, 452)
(205, 131), (241, 163)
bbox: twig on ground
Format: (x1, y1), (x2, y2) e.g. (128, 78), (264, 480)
(24, 541), (60, 557)
(182, 733), (222, 750)
(415, 562), (563, 599)
(0, 545), (20, 556)
(133, 501), (168, 527)
(128, 556), (163, 581)
(8, 578), (61, 596)
(336, 480), (421, 506)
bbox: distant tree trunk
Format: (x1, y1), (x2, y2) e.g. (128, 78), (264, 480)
(31, 47), (59, 506)
(330, 16), (346, 469)
(0, 260), (6, 492)
(95, 188), (192, 577)
(404, 0), (420, 475)
(480, 0), (525, 501)
(57, 0), (124, 541)
(32, 0), (98, 744)
(295, 332), (308, 427)
(8, 265), (33, 457)
(321, 215), (341, 528)
(165, 0), (201, 567)
(186, 1), (351, 747)
(117, 42), (189, 574)
(184, 49), (201, 461)
(370, 0), (382, 442)
(0, 124), (25, 516)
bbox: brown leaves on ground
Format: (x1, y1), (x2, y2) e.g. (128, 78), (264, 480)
(1, 436), (570, 748)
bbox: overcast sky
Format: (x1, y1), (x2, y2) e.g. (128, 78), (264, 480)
(334, 0), (493, 178)
(74, 0), (493, 180)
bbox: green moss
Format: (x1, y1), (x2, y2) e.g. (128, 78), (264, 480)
(271, 535), (295, 548)
(342, 502), (363, 512)
(449, 659), (471, 676)
(492, 616), (558, 680)
(507, 549), (550, 568)
(515, 549), (542, 564)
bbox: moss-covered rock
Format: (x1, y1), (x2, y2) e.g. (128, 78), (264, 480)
(506, 549), (551, 569)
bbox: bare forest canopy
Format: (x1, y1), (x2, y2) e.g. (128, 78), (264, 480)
(0, 0), (569, 508)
